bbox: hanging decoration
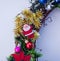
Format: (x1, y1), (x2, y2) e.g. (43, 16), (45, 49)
(26, 41), (33, 50)
(23, 24), (34, 39)
(39, 0), (47, 4)
(55, 0), (60, 3)
(7, 0), (60, 61)
(15, 46), (21, 53)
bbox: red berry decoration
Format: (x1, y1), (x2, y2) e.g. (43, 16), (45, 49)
(26, 42), (33, 50)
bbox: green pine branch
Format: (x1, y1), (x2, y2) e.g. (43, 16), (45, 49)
(7, 56), (14, 61)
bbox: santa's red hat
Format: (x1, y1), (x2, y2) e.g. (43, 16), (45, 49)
(23, 24), (34, 39)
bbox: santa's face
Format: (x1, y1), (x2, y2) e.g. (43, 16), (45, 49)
(23, 24), (31, 31)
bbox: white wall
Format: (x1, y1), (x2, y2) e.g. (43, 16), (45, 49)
(0, 0), (30, 61)
(0, 0), (60, 61)
(36, 8), (60, 61)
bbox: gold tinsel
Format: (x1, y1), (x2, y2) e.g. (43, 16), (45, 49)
(32, 13), (41, 29)
(36, 10), (43, 19)
(32, 31), (40, 41)
(14, 9), (43, 36)
(14, 16), (23, 36)
(22, 9), (33, 18)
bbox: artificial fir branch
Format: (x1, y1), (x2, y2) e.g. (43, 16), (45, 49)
(7, 56), (14, 61)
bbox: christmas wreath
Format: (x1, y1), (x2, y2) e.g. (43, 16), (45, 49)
(8, 0), (60, 61)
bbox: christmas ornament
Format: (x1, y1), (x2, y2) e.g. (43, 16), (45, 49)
(26, 42), (33, 50)
(23, 24), (34, 39)
(46, 5), (52, 10)
(15, 46), (21, 53)
(55, 0), (60, 3)
(39, 0), (47, 4)
(11, 51), (31, 61)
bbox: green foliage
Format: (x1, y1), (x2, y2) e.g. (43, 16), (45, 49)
(7, 56), (14, 61)
(54, 3), (60, 8)
(15, 36), (42, 61)
(58, 4), (60, 8)
(28, 49), (42, 58)
(15, 36), (31, 55)
(27, 49), (42, 61)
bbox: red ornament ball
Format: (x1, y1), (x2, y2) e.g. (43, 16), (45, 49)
(26, 42), (33, 50)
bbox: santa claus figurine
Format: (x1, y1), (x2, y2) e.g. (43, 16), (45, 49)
(23, 24), (34, 39)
